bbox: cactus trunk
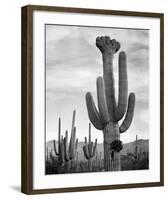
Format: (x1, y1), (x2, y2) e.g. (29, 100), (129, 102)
(88, 158), (92, 171)
(102, 51), (120, 171)
(103, 122), (120, 171)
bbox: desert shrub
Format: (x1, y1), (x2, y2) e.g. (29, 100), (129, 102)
(121, 154), (149, 171)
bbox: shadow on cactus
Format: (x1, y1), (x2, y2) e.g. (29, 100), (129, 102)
(85, 36), (136, 171)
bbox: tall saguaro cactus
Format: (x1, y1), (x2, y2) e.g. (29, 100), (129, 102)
(85, 36), (135, 171)
(83, 123), (97, 171)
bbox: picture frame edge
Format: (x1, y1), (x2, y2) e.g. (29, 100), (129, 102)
(21, 4), (164, 195)
(21, 5), (33, 194)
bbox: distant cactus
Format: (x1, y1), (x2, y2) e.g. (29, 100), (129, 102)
(83, 123), (97, 171)
(135, 135), (138, 159)
(53, 118), (65, 166)
(53, 110), (78, 172)
(85, 36), (135, 171)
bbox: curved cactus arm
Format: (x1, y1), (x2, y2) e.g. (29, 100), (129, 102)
(83, 146), (89, 159)
(60, 136), (65, 164)
(89, 142), (93, 157)
(84, 137), (88, 147)
(119, 93), (135, 133)
(58, 117), (61, 153)
(53, 139), (59, 156)
(69, 126), (74, 152)
(71, 110), (76, 132)
(115, 51), (128, 121)
(97, 76), (110, 124)
(75, 138), (78, 157)
(84, 137), (90, 157)
(69, 110), (76, 150)
(75, 138), (78, 149)
(64, 131), (69, 162)
(69, 127), (76, 159)
(89, 123), (91, 143)
(93, 138), (97, 156)
(86, 92), (104, 130)
(73, 127), (76, 147)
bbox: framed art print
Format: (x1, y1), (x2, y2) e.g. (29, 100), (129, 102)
(21, 5), (164, 194)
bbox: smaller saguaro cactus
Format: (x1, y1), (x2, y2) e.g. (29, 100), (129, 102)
(53, 110), (78, 172)
(83, 123), (97, 171)
(64, 128), (78, 170)
(135, 135), (138, 159)
(53, 118), (65, 166)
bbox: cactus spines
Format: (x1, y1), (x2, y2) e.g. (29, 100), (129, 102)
(85, 36), (135, 171)
(83, 123), (97, 171)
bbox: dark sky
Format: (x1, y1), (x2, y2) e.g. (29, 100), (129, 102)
(46, 24), (149, 143)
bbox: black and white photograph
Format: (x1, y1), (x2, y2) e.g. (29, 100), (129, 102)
(45, 24), (149, 175)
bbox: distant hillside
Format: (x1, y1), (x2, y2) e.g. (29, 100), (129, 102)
(46, 139), (149, 161)
(121, 139), (149, 155)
